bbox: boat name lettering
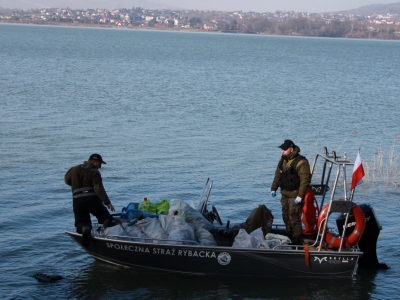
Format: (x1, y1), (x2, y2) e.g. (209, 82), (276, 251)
(105, 243), (216, 258)
(106, 243), (150, 253)
(177, 250), (216, 258)
(153, 248), (176, 256)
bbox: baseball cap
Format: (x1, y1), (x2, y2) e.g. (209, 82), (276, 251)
(278, 140), (296, 150)
(89, 153), (107, 164)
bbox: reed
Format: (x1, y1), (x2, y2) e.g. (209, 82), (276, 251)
(308, 133), (400, 189)
(360, 134), (399, 188)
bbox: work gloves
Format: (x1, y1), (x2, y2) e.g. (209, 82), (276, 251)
(271, 191), (302, 205)
(294, 196), (303, 205)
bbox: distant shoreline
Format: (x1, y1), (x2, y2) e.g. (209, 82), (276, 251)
(0, 20), (209, 33)
(1, 20), (399, 40)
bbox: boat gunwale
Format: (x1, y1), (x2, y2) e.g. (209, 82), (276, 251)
(65, 229), (363, 255)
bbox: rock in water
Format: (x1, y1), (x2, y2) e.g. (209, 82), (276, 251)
(32, 273), (64, 283)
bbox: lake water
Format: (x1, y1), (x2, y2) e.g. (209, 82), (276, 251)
(1, 23), (399, 299)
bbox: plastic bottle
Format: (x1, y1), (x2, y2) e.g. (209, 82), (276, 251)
(138, 197), (148, 210)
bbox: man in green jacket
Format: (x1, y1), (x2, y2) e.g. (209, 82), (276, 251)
(65, 153), (116, 246)
(271, 140), (311, 245)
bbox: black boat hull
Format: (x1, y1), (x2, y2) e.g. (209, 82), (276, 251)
(66, 231), (360, 278)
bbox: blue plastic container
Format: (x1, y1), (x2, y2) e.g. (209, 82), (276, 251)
(120, 209), (159, 220)
(122, 202), (140, 212)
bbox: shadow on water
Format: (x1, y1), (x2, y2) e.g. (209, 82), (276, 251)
(63, 260), (378, 300)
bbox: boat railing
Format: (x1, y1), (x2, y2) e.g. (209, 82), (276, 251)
(89, 223), (200, 245)
(310, 148), (359, 253)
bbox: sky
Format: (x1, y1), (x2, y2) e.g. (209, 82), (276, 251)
(1, 0), (398, 13)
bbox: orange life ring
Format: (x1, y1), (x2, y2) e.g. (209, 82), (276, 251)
(317, 202), (366, 248)
(301, 188), (320, 236)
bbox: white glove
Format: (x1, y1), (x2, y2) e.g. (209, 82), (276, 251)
(271, 191), (276, 197)
(294, 197), (302, 205)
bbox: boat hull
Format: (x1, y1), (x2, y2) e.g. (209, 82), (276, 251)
(66, 231), (360, 278)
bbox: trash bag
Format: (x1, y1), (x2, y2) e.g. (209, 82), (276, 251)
(262, 233), (292, 249)
(104, 224), (126, 238)
(249, 228), (265, 248)
(232, 229), (260, 248)
(155, 199), (170, 215)
(137, 217), (168, 241)
(168, 221), (195, 243)
(139, 199), (170, 215)
(195, 228), (217, 246)
(121, 223), (147, 241)
(168, 199), (214, 231)
(263, 239), (292, 250)
(265, 233), (291, 243)
(138, 198), (158, 214)
(159, 214), (175, 233)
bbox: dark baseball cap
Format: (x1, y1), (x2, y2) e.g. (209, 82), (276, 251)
(278, 140), (296, 150)
(89, 153), (107, 164)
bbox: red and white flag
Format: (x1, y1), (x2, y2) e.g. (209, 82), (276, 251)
(351, 152), (365, 190)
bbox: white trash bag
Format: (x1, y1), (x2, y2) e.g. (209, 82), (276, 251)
(195, 227), (217, 246)
(104, 224), (126, 238)
(168, 199), (214, 231)
(249, 227), (265, 248)
(232, 229), (259, 248)
(121, 223), (147, 241)
(159, 214), (175, 233)
(265, 233), (291, 243)
(137, 217), (168, 241)
(166, 215), (196, 244)
(263, 233), (292, 249)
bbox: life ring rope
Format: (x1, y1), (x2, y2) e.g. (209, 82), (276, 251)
(317, 202), (366, 248)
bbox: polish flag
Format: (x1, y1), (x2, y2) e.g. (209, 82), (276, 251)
(351, 152), (365, 190)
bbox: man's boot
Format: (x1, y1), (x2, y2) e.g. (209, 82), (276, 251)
(290, 236), (302, 249)
(103, 217), (121, 229)
(81, 226), (91, 246)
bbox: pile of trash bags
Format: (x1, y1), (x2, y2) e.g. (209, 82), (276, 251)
(232, 229), (292, 250)
(104, 199), (292, 250)
(104, 199), (217, 246)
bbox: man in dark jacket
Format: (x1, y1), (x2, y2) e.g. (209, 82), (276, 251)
(271, 140), (311, 245)
(65, 153), (116, 246)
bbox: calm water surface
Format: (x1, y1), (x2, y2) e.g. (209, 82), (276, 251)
(1, 24), (399, 299)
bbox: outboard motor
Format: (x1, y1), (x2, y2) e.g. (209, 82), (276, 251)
(336, 203), (388, 270)
(209, 227), (235, 246)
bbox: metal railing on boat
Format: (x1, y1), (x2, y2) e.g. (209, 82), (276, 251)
(310, 148), (359, 252)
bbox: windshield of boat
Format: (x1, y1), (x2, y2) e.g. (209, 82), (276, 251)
(196, 178), (212, 212)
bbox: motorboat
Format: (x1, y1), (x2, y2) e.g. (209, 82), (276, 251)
(65, 148), (387, 278)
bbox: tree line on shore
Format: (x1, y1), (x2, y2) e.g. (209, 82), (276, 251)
(1, 6), (400, 40)
(223, 17), (399, 39)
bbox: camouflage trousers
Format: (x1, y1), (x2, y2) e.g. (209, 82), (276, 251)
(280, 196), (303, 238)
